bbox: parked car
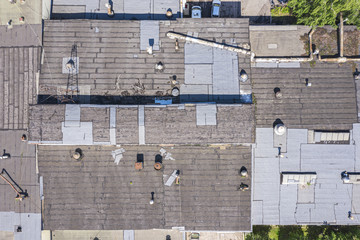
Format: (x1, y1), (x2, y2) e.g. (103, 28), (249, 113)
(211, 0), (221, 17)
(191, 6), (202, 18)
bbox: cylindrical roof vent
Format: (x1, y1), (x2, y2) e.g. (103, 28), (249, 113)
(172, 87), (179, 97)
(274, 124), (286, 135)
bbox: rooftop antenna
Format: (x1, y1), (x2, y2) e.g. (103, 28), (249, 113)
(65, 44), (79, 102)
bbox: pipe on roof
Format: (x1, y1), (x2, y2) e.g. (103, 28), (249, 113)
(166, 31), (254, 56)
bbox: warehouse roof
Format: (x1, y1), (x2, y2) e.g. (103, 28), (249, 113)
(253, 126), (360, 225)
(39, 19), (251, 104)
(28, 104), (255, 144)
(38, 144), (252, 231)
(252, 62), (357, 130)
(0, 47), (40, 130)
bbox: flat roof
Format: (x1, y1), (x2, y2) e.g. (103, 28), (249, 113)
(28, 104), (255, 144)
(51, 0), (180, 20)
(39, 19), (250, 104)
(38, 144), (252, 231)
(0, 130), (41, 240)
(252, 62), (357, 130)
(249, 25), (310, 57)
(0, 0), (42, 25)
(253, 126), (360, 225)
(0, 47), (41, 130)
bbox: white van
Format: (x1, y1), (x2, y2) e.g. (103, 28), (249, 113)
(211, 0), (221, 17)
(191, 6), (202, 18)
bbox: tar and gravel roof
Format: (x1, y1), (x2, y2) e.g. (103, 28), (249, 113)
(39, 19), (251, 103)
(252, 62), (357, 130)
(28, 104), (255, 144)
(2, 16), (360, 233)
(38, 144), (252, 231)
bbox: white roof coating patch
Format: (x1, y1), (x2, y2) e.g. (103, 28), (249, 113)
(185, 64), (213, 85)
(196, 104), (217, 126)
(253, 126), (360, 225)
(62, 122), (93, 145)
(212, 48), (239, 96)
(140, 21), (160, 51)
(184, 43), (213, 64)
(0, 212), (41, 240)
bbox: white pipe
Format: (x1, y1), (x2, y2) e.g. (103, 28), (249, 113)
(166, 32), (253, 56)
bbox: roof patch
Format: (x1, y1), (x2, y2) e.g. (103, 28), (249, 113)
(196, 104), (217, 126)
(140, 21), (160, 51)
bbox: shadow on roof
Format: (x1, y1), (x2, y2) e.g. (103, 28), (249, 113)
(51, 12), (180, 21)
(37, 94), (252, 105)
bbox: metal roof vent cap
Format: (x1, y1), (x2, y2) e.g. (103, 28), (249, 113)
(342, 171), (350, 183)
(66, 59), (75, 71)
(274, 87), (282, 99)
(72, 148), (84, 161)
(171, 87), (179, 97)
(155, 62), (164, 72)
(239, 69), (248, 82)
(355, 69), (360, 80)
(166, 9), (173, 18)
(343, 177), (350, 183)
(240, 166), (248, 177)
(274, 124), (286, 135)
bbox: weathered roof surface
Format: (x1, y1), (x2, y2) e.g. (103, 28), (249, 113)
(0, 25), (42, 47)
(0, 130), (41, 239)
(28, 104), (255, 144)
(0, 131), (39, 213)
(249, 25), (310, 57)
(38, 144), (252, 231)
(0, 47), (40, 130)
(0, 0), (42, 25)
(39, 19), (250, 103)
(253, 126), (360, 225)
(51, 0), (180, 20)
(252, 62), (357, 130)
(145, 104), (254, 144)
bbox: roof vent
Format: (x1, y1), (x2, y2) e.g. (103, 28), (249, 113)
(150, 192), (155, 205)
(175, 39), (179, 51)
(239, 69), (248, 82)
(105, 3), (114, 17)
(274, 87), (282, 99)
(147, 46), (153, 55)
(72, 148), (83, 160)
(155, 62), (164, 72)
(342, 171), (350, 183)
(66, 59), (75, 71)
(166, 9), (173, 18)
(172, 87), (179, 97)
(274, 124), (286, 135)
(355, 69), (360, 80)
(240, 166), (248, 177)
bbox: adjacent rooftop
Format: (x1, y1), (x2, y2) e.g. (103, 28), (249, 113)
(51, 0), (180, 20)
(39, 19), (251, 104)
(252, 62), (357, 130)
(0, 47), (41, 130)
(38, 144), (252, 231)
(28, 104), (255, 145)
(253, 125), (360, 225)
